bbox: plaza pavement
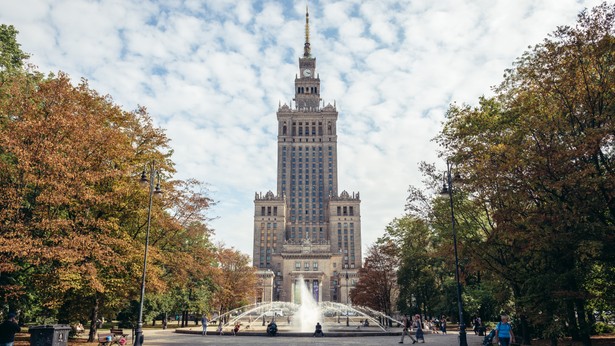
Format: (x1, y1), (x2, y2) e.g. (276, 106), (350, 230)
(142, 328), (485, 346)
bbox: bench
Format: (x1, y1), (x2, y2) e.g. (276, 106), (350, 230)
(110, 328), (128, 337)
(97, 332), (126, 346)
(97, 333), (115, 346)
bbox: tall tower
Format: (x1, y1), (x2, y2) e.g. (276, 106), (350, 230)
(254, 6), (362, 304)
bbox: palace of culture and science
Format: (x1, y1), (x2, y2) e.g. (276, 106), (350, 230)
(253, 7), (362, 304)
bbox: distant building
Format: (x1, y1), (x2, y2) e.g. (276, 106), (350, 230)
(253, 7), (361, 304)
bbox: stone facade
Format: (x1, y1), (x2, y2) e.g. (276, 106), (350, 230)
(253, 7), (362, 303)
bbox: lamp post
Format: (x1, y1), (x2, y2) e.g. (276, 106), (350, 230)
(345, 270), (349, 327)
(441, 161), (468, 346)
(134, 163), (162, 346)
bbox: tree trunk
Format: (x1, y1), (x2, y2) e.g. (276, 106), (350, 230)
(87, 295), (99, 342)
(520, 314), (531, 345)
(575, 299), (592, 346)
(566, 300), (581, 341)
(183, 310), (188, 327)
(550, 336), (558, 346)
(57, 299), (70, 325)
(511, 284), (532, 345)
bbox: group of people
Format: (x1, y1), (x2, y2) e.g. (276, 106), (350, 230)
(200, 315), (240, 336)
(398, 313), (514, 346)
(399, 314), (425, 344)
(425, 316), (447, 334)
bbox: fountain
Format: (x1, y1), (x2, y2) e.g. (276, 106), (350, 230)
(295, 276), (322, 332)
(179, 276), (402, 337)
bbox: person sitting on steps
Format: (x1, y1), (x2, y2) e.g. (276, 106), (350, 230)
(313, 322), (324, 337)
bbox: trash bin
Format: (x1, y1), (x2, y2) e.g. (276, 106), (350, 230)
(29, 324), (71, 346)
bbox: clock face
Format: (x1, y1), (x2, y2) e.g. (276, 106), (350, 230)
(303, 69), (312, 77)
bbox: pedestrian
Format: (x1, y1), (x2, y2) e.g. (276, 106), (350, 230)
(414, 315), (425, 343)
(399, 314), (417, 344)
(440, 315), (447, 334)
(216, 322), (223, 335)
(495, 315), (515, 346)
(0, 312), (21, 346)
(200, 315), (208, 336)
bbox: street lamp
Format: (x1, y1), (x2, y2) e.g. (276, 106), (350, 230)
(345, 270), (349, 327)
(440, 161), (468, 346)
(134, 163), (162, 346)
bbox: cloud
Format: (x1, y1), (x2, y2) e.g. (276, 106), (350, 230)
(0, 0), (605, 258)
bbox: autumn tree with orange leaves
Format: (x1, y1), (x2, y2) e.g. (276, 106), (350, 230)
(0, 25), (254, 341)
(210, 246), (256, 318)
(350, 242), (399, 324)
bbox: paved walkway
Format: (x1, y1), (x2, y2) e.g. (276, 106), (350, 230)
(142, 328), (485, 345)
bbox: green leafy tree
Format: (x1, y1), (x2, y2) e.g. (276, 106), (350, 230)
(0, 24), (29, 71)
(437, 3), (615, 345)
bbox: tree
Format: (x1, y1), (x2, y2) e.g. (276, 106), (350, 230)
(437, 3), (615, 345)
(210, 246), (257, 317)
(350, 242), (399, 322)
(0, 24), (29, 71)
(384, 216), (442, 318)
(0, 30), (219, 341)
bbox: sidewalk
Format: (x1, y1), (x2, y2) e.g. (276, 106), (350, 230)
(143, 328), (485, 345)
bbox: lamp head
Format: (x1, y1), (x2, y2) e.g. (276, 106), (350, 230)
(154, 173), (163, 196)
(139, 170), (148, 186)
(440, 182), (449, 195)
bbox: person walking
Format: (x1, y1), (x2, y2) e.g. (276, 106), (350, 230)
(440, 315), (447, 334)
(399, 314), (417, 344)
(414, 315), (425, 343)
(0, 312), (21, 346)
(200, 315), (208, 336)
(495, 315), (515, 346)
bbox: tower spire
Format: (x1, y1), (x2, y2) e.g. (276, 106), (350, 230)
(304, 3), (311, 57)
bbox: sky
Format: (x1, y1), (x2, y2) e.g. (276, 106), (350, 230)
(0, 0), (606, 258)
